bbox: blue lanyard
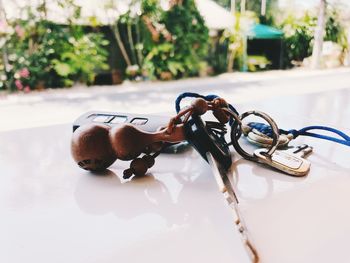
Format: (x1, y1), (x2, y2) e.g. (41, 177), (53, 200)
(289, 126), (350, 146)
(175, 92), (350, 147)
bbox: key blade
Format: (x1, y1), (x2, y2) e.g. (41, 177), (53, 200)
(206, 152), (238, 204)
(291, 144), (313, 158)
(206, 153), (260, 263)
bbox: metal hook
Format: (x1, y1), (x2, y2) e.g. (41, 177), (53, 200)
(230, 110), (280, 161)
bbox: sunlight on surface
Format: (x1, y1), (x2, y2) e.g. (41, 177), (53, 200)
(1, 69), (350, 132)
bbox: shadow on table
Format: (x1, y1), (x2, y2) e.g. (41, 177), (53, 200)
(73, 165), (218, 227)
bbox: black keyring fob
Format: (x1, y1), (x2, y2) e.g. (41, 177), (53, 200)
(185, 114), (232, 170)
(72, 111), (190, 153)
(73, 111), (170, 132)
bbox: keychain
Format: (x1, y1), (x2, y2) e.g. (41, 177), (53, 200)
(71, 92), (350, 263)
(72, 92), (350, 176)
(71, 92), (335, 177)
(71, 96), (236, 179)
(176, 92), (313, 177)
(175, 92), (350, 177)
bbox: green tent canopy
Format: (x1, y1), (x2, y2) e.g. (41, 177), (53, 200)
(247, 24), (284, 39)
(242, 24), (284, 71)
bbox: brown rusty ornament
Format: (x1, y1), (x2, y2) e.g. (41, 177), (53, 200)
(109, 124), (185, 161)
(191, 98), (208, 115)
(142, 155), (155, 168)
(71, 123), (117, 171)
(130, 158), (149, 177)
(213, 98), (230, 124)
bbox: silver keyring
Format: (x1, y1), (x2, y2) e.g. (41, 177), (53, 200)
(231, 110), (280, 161)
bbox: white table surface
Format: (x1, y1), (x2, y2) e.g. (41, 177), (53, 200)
(1, 87), (349, 263)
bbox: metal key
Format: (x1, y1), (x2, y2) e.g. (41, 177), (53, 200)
(207, 153), (260, 263)
(285, 144), (313, 158)
(245, 127), (291, 148)
(253, 144), (313, 177)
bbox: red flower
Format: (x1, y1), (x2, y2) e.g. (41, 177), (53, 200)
(24, 86), (31, 93)
(15, 25), (25, 38)
(19, 68), (30, 78)
(15, 79), (23, 90)
(0, 19), (8, 33)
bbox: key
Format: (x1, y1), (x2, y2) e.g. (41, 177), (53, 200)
(284, 144), (313, 158)
(245, 128), (291, 148)
(206, 153), (259, 263)
(253, 144), (313, 177)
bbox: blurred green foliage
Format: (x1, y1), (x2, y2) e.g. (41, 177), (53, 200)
(1, 0), (348, 91)
(0, 1), (109, 91)
(279, 12), (317, 65)
(247, 55), (271, 71)
(213, 0), (278, 25)
(117, 0), (209, 80)
(279, 5), (348, 67)
(325, 8), (348, 50)
(162, 0), (209, 78)
(221, 11), (259, 72)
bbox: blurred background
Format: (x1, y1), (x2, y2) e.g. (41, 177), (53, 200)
(0, 0), (349, 130)
(1, 0), (350, 88)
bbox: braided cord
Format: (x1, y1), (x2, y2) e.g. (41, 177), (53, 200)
(248, 122), (350, 147)
(175, 92), (239, 124)
(176, 93), (350, 147)
(289, 126), (350, 147)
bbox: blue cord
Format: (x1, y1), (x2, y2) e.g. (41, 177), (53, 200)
(175, 93), (350, 147)
(289, 126), (350, 146)
(248, 122), (350, 147)
(175, 92), (208, 113)
(246, 122), (289, 137)
(175, 92), (239, 124)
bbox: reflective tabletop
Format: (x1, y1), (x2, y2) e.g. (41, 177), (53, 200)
(0, 86), (349, 263)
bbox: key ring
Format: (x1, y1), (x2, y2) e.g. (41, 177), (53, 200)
(231, 110), (280, 161)
(185, 114), (232, 169)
